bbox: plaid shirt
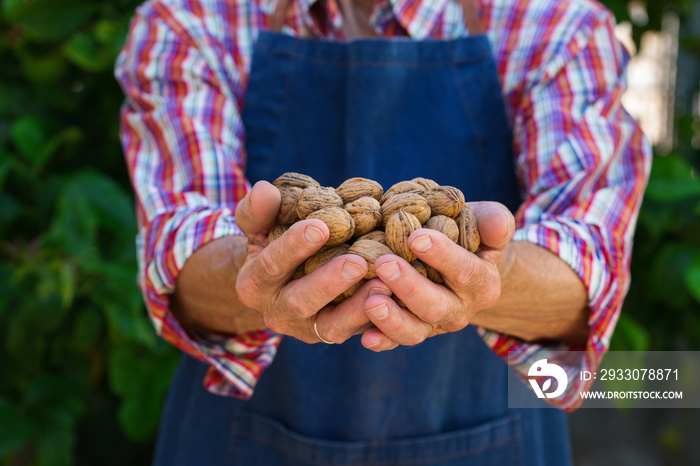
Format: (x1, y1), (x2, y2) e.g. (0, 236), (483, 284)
(115, 0), (651, 409)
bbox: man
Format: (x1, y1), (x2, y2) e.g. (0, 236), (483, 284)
(116, 0), (651, 463)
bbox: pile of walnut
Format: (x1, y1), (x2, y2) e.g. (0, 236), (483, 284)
(268, 172), (480, 302)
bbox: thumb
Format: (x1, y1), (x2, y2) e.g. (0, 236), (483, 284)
(468, 201), (515, 250)
(235, 181), (281, 244)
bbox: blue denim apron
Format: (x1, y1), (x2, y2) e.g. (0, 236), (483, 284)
(153, 1), (574, 464)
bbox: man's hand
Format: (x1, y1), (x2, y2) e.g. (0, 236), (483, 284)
(358, 202), (516, 351)
(235, 181), (375, 343)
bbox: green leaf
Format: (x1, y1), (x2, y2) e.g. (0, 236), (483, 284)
(94, 18), (130, 59)
(9, 117), (80, 173)
(103, 301), (157, 347)
(2, 0), (97, 42)
(10, 115), (47, 164)
(55, 260), (76, 309)
(17, 48), (69, 85)
(62, 32), (113, 72)
(649, 242), (696, 309)
(645, 154), (700, 202)
(41, 126), (83, 162)
(108, 343), (178, 440)
(118, 394), (162, 440)
(609, 315), (650, 352)
(685, 254), (700, 304)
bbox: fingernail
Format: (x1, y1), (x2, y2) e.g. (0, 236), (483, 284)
(368, 287), (392, 297)
(342, 261), (364, 280)
(376, 261), (401, 281)
(304, 225), (324, 243)
(411, 234), (432, 253)
(367, 303), (389, 320)
(364, 336), (381, 348)
(501, 211), (510, 240)
(484, 206), (510, 240)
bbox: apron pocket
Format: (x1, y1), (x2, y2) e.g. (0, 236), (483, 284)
(227, 411), (524, 466)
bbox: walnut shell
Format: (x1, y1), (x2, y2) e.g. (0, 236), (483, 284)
(332, 294), (346, 305)
(304, 243), (350, 275)
(306, 207), (355, 246)
(293, 264), (306, 280)
(425, 265), (444, 284)
(380, 193), (431, 227)
(268, 224), (289, 243)
(277, 186), (302, 224)
(381, 180), (425, 203)
(410, 259), (428, 278)
(385, 210), (422, 263)
(296, 186), (344, 220)
(347, 239), (394, 279)
(411, 177), (440, 192)
(344, 197), (382, 236)
(356, 230), (387, 245)
(343, 278), (367, 298)
(456, 205), (481, 252)
(424, 215), (459, 243)
(273, 172), (321, 190)
(423, 186), (465, 218)
(336, 177), (383, 204)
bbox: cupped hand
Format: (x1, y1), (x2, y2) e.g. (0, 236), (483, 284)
(235, 181), (374, 343)
(359, 202), (516, 351)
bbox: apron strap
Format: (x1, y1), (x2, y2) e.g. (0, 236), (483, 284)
(269, 0), (483, 37)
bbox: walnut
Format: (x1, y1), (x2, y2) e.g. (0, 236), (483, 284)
(304, 243), (350, 275)
(306, 207), (355, 246)
(380, 193), (431, 227)
(273, 172), (321, 190)
(344, 197), (381, 236)
(456, 205), (481, 252)
(410, 259), (428, 278)
(347, 239), (394, 279)
(425, 265), (444, 284)
(424, 215), (459, 243)
(293, 264), (306, 280)
(411, 177), (440, 192)
(380, 180), (425, 203)
(335, 177), (383, 204)
(423, 186), (465, 218)
(343, 278), (367, 298)
(385, 210), (422, 263)
(268, 224), (289, 243)
(355, 230), (387, 245)
(296, 186), (344, 219)
(277, 186), (302, 224)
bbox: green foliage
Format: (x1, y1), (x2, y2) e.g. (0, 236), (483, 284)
(0, 1), (179, 465)
(613, 152), (700, 352)
(1, 0), (700, 464)
(598, 0), (700, 353)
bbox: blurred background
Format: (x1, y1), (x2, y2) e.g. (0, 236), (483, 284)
(1, 0), (699, 464)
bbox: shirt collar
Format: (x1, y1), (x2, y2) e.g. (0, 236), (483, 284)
(301, 0), (448, 40)
(388, 0), (448, 39)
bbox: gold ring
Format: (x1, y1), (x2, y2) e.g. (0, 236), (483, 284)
(313, 315), (335, 345)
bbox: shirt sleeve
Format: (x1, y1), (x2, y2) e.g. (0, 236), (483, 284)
(478, 5), (652, 410)
(115, 0), (280, 399)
